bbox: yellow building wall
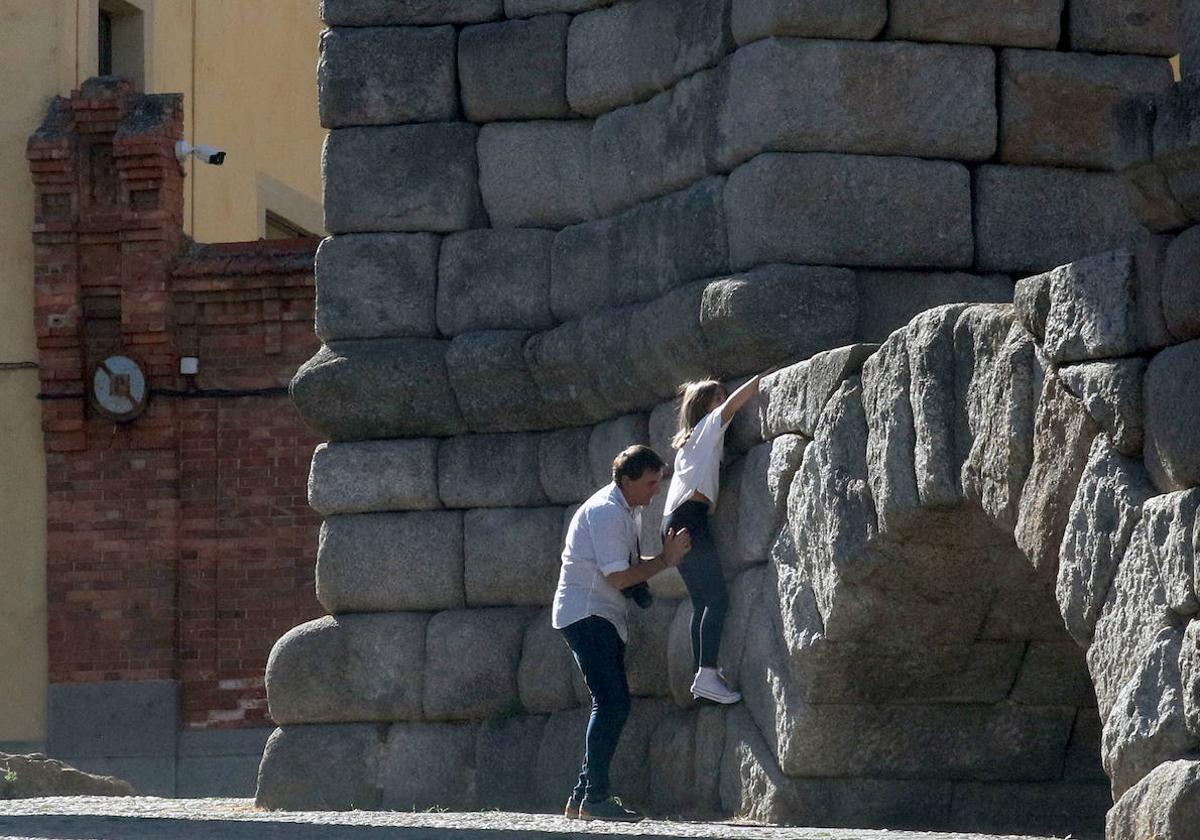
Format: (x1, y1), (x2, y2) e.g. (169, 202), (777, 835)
(0, 0), (324, 743)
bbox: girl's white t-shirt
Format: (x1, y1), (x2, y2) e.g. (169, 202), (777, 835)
(663, 407), (729, 519)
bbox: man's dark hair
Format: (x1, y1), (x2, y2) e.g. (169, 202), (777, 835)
(612, 445), (665, 484)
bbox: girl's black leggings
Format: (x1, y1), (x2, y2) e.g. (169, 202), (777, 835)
(664, 499), (729, 670)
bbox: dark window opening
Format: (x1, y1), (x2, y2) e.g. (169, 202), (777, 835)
(99, 11), (114, 76)
(97, 1), (144, 90)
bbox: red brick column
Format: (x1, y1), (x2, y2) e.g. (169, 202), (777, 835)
(28, 78), (323, 739)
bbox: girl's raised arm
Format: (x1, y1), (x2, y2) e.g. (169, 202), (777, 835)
(719, 366), (774, 425)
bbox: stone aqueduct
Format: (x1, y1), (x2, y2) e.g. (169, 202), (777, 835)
(256, 1), (1200, 836)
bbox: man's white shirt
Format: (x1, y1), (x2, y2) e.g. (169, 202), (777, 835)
(552, 482), (642, 642)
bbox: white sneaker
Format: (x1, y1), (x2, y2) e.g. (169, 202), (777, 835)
(691, 666), (741, 704)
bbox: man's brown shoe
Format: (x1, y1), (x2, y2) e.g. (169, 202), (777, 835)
(579, 795), (643, 822)
(563, 794), (583, 819)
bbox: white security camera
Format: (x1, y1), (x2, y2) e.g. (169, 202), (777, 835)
(175, 140), (227, 166)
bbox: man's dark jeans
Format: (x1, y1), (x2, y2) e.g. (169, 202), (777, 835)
(560, 615), (631, 804)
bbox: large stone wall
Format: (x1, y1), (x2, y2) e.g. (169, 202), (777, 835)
(256, 1), (1195, 836)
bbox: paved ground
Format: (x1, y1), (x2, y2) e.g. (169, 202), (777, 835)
(0, 798), (1088, 840)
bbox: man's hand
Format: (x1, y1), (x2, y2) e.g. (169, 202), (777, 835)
(662, 527), (691, 567)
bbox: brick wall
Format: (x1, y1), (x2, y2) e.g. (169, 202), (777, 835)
(30, 77), (323, 730)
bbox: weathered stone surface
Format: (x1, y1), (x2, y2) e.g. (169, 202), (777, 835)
(518, 610), (578, 714)
(699, 265), (858, 378)
(459, 15), (569, 122)
(1088, 523), (1176, 719)
(886, 0), (1062, 47)
(1102, 626), (1197, 799)
(566, 0), (732, 116)
(1058, 436), (1156, 646)
(535, 701), (670, 810)
(726, 153), (973, 271)
(588, 414), (649, 486)
(1146, 77), (1200, 225)
(255, 724), (383, 810)
(550, 177), (728, 321)
(766, 435), (807, 513)
(438, 433), (547, 509)
(594, 314), (659, 417)
(625, 597), (676, 698)
(775, 700), (1074, 781)
(731, 0), (885, 44)
(1106, 759), (1200, 840)
(855, 271), (1012, 345)
(1121, 157), (1195, 235)
(1185, 619), (1200, 739)
(955, 310), (1038, 531)
(308, 439), (441, 515)
(648, 399), (681, 466)
(475, 714), (546, 811)
(788, 380), (880, 639)
(324, 124), (485, 234)
(755, 344), (878, 440)
(538, 428), (594, 504)
(437, 230), (555, 335)
(1060, 358), (1147, 456)
(647, 711), (698, 813)
(861, 331), (919, 535)
(980, 569), (1079, 641)
(1185, 0), (1200, 77)
(379, 722), (478, 810)
(524, 317), (617, 426)
(1069, 0), (1179, 56)
(314, 233), (439, 342)
(1065, 707), (1108, 780)
(907, 305), (971, 509)
(719, 39), (995, 169)
(1141, 491), (1200, 616)
(316, 511), (465, 612)
(1042, 249), (1163, 364)
(445, 331), (548, 434)
(1145, 340), (1200, 492)
(531, 708), (588, 811)
(611, 700), (675, 806)
(464, 507), (563, 607)
(715, 566), (766, 690)
(318, 26), (457, 128)
(1009, 641), (1096, 706)
(952, 783), (1111, 837)
(424, 608), (529, 720)
(666, 600), (696, 707)
(1016, 373), (1102, 575)
(265, 614), (428, 724)
(711, 443), (779, 572)
(0, 753), (135, 798)
(626, 282), (712, 405)
(1014, 270), (1051, 342)
(999, 48), (1172, 170)
(477, 121), (595, 229)
(1164, 224), (1200, 343)
(506, 0), (614, 14)
(974, 165), (1144, 274)
(589, 66), (725, 216)
(292, 340), (466, 441)
(321, 0), (502, 25)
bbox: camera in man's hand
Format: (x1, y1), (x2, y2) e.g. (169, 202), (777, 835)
(621, 581), (654, 609)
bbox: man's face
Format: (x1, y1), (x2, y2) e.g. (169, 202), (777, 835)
(619, 468), (663, 508)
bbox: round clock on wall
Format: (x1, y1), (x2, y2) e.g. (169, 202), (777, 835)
(91, 355), (148, 422)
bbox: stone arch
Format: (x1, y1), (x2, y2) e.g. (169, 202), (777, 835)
(712, 288), (1200, 836)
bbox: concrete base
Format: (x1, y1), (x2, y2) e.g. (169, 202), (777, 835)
(0, 740), (46, 756)
(176, 729), (272, 797)
(44, 680), (271, 797)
